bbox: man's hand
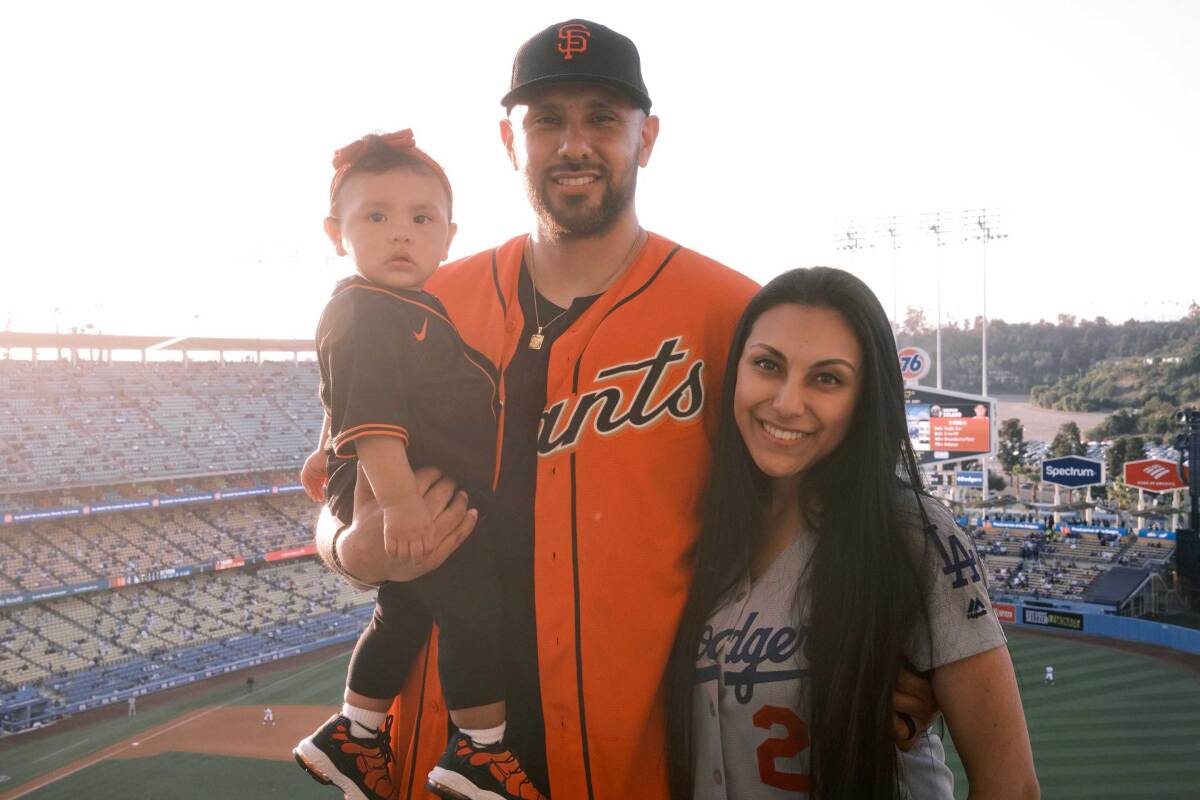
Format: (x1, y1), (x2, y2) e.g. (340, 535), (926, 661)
(381, 493), (436, 562)
(324, 465), (476, 584)
(300, 450), (328, 502)
(892, 666), (938, 751)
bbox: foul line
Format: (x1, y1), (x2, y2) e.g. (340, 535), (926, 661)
(0, 649), (349, 800)
(29, 737), (93, 765)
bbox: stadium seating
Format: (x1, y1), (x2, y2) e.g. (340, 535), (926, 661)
(0, 360), (321, 490)
(1, 558), (374, 723)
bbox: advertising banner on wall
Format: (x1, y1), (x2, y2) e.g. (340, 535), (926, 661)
(1022, 607), (1084, 631)
(993, 603), (1017, 623)
(904, 386), (996, 467)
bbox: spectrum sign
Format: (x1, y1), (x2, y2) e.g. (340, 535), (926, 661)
(1041, 456), (1104, 488)
(1124, 458), (1188, 493)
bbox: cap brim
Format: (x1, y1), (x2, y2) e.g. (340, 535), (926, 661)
(501, 73), (651, 112)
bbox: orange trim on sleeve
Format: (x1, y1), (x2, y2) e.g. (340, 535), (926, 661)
(331, 424), (410, 457)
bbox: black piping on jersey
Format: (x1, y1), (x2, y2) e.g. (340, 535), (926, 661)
(565, 243), (682, 800)
(491, 248), (508, 315)
(403, 631), (433, 800)
(570, 245), (682, 390)
(568, 449), (595, 800)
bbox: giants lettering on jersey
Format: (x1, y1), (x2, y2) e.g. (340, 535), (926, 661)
(537, 337), (705, 456)
(696, 613), (809, 704)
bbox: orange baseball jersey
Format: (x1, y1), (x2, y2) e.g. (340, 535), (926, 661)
(387, 232), (758, 799)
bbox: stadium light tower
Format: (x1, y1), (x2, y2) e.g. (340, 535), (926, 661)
(920, 211), (954, 389)
(879, 217), (903, 331)
(964, 209), (1007, 397)
(835, 222), (870, 272)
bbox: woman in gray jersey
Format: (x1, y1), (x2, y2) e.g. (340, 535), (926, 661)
(666, 268), (1037, 799)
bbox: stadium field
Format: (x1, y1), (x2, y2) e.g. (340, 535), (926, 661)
(0, 629), (1197, 799)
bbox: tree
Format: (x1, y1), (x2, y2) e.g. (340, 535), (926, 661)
(902, 306), (931, 336)
(1105, 435), (1146, 480)
(1050, 422), (1086, 457)
(1107, 478), (1136, 523)
(1105, 438), (1127, 480)
(998, 418), (1026, 476)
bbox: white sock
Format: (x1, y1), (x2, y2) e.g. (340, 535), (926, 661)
(342, 703), (386, 738)
(460, 721), (506, 747)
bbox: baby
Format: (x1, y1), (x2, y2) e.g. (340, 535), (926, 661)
(293, 130), (543, 800)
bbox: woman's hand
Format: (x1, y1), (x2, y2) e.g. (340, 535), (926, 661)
(892, 666), (937, 751)
(314, 465), (477, 585)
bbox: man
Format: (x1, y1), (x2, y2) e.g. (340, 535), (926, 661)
(317, 19), (932, 800)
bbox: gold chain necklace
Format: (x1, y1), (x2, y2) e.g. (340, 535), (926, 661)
(525, 229), (645, 350)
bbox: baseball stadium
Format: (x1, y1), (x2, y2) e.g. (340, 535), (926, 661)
(0, 337), (1196, 798)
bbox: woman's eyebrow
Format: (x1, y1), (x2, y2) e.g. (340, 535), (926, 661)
(810, 358), (857, 370)
(746, 342), (786, 360)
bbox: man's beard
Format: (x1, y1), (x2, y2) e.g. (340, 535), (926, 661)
(525, 163), (638, 239)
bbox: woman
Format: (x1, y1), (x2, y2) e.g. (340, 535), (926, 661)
(666, 268), (1037, 799)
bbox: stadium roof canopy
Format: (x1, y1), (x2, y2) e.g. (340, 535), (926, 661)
(0, 331), (172, 350)
(158, 337), (313, 352)
(1083, 566), (1151, 607)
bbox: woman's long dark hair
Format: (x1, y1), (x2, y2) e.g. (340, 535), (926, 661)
(665, 267), (928, 799)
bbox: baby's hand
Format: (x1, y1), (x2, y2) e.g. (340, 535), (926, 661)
(300, 450), (328, 502)
(382, 494), (436, 563)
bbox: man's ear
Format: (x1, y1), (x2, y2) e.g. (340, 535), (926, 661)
(324, 216), (347, 257)
(442, 221), (458, 261)
(638, 114), (660, 168)
(499, 118), (519, 171)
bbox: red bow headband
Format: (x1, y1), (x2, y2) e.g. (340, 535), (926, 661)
(328, 129), (453, 216)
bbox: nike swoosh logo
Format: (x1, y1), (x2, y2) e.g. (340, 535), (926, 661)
(413, 317), (428, 342)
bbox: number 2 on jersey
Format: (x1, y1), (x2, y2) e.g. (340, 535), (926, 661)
(753, 705), (811, 791)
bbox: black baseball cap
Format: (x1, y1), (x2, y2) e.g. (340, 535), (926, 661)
(502, 19), (652, 113)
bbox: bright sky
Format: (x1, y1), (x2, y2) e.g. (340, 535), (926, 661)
(2, 0), (1197, 339)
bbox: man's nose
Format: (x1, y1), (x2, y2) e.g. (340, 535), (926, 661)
(557, 118), (593, 161)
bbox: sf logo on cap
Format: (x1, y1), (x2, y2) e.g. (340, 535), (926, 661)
(557, 23), (590, 60)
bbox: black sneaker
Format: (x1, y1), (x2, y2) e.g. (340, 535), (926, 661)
(426, 733), (547, 800)
(293, 713), (395, 800)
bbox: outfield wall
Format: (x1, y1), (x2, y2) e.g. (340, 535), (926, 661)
(993, 599), (1200, 654)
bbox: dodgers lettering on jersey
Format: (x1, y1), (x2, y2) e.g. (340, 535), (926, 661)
(696, 613), (807, 705)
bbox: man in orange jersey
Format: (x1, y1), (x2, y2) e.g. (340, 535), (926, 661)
(315, 20), (932, 800)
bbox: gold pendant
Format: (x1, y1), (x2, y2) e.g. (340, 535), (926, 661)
(528, 332), (545, 350)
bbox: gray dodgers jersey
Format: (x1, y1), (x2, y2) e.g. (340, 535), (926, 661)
(691, 496), (1007, 799)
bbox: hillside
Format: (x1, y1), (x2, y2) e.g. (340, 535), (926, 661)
(1029, 325), (1200, 436)
(895, 312), (1199, 396)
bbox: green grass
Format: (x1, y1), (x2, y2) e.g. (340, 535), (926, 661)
(4, 631), (1199, 799)
(8, 752), (331, 799)
(944, 629), (1200, 798)
(0, 647), (351, 795)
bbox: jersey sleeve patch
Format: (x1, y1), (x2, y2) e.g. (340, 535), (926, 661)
(904, 496), (1008, 672)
